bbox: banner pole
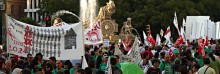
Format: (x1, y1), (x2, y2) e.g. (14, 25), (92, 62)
(5, 14), (10, 60)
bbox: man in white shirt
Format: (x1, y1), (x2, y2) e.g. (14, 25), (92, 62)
(139, 44), (145, 53)
(197, 58), (216, 74)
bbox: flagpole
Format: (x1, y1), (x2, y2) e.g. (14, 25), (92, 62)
(4, 14), (8, 60)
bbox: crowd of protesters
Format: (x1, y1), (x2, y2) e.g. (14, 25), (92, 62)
(0, 39), (219, 74)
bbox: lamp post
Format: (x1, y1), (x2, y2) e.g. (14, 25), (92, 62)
(146, 24), (151, 34)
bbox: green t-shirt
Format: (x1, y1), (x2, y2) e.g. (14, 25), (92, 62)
(205, 47), (212, 55)
(174, 58), (181, 64)
(116, 63), (121, 69)
(52, 68), (66, 74)
(195, 57), (204, 67)
(159, 61), (171, 74)
(92, 68), (99, 73)
(99, 63), (107, 72)
(69, 68), (74, 74)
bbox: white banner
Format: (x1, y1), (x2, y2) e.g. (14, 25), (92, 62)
(84, 20), (103, 44)
(212, 22), (216, 39)
(127, 37), (141, 64)
(207, 20), (213, 40)
(216, 22), (220, 39)
(114, 45), (129, 63)
(103, 39), (110, 47)
(6, 15), (84, 60)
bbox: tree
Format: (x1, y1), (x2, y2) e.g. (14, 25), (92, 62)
(19, 17), (38, 26)
(40, 0), (220, 40)
(38, 0), (80, 24)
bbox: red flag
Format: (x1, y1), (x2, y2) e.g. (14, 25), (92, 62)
(204, 36), (208, 45)
(122, 40), (131, 52)
(174, 35), (184, 46)
(147, 33), (156, 46)
(169, 49), (176, 58)
(198, 38), (206, 58)
(164, 26), (171, 40)
(187, 40), (191, 46)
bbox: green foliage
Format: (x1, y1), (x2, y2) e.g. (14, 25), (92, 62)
(19, 17), (38, 26)
(39, 0), (220, 40)
(38, 0), (80, 23)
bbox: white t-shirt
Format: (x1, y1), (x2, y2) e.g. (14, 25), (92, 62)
(197, 65), (216, 74)
(138, 60), (153, 73)
(139, 47), (145, 53)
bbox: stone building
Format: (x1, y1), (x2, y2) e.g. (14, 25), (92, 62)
(6, 0), (26, 19)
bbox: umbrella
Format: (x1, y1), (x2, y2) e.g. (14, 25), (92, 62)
(120, 62), (144, 74)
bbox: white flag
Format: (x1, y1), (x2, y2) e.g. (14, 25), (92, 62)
(156, 34), (161, 46)
(114, 45), (128, 63)
(164, 26), (172, 46)
(160, 29), (164, 37)
(182, 18), (186, 27)
(180, 27), (186, 41)
(164, 26), (171, 40)
(127, 37), (142, 64)
(81, 56), (88, 69)
(173, 12), (180, 35)
(143, 31), (150, 46)
(106, 57), (112, 74)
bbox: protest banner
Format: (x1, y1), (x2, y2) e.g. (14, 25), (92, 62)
(6, 15), (84, 60)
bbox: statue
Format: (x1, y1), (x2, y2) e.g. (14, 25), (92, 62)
(53, 18), (63, 27)
(97, 0), (115, 20)
(121, 17), (133, 35)
(119, 17), (139, 41)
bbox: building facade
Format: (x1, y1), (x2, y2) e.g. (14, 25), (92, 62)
(6, 0), (26, 19)
(0, 0), (5, 11)
(25, 0), (42, 22)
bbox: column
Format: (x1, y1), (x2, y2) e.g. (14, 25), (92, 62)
(36, 0), (39, 8)
(31, 0), (35, 20)
(27, 0), (30, 18)
(32, 0), (34, 9)
(36, 13), (39, 21)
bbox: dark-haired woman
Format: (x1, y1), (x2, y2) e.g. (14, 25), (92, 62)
(64, 60), (74, 74)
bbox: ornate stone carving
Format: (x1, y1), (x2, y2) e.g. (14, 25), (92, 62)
(119, 17), (135, 41)
(97, 0), (115, 20)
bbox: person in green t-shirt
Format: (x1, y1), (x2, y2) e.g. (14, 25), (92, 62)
(64, 60), (74, 74)
(99, 54), (108, 72)
(52, 60), (66, 74)
(88, 60), (99, 73)
(205, 45), (212, 56)
(159, 54), (172, 74)
(194, 52), (204, 67)
(114, 55), (121, 68)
